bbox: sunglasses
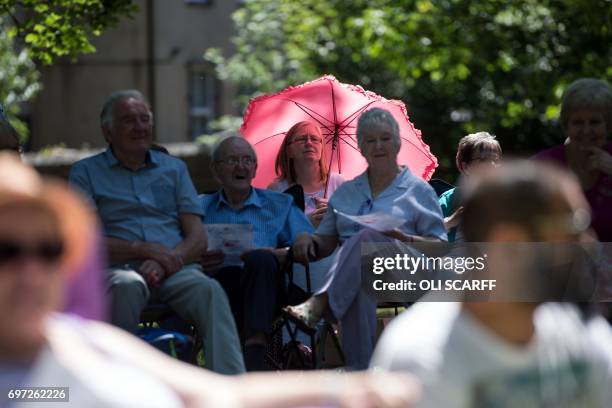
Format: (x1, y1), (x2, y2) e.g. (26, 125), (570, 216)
(0, 240), (64, 265)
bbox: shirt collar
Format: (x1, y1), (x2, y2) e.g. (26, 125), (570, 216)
(393, 166), (413, 188)
(353, 171), (371, 198)
(103, 147), (119, 166)
(215, 187), (262, 210)
(353, 166), (412, 198)
(104, 147), (157, 168)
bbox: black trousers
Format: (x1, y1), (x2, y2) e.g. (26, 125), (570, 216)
(211, 250), (286, 338)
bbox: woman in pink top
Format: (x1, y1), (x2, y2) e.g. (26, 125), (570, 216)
(268, 121), (345, 226)
(534, 78), (612, 241)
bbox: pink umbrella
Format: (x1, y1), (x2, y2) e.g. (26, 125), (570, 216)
(240, 75), (437, 189)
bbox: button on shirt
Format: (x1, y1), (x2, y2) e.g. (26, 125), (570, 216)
(316, 167), (447, 242)
(200, 188), (314, 248)
(69, 148), (203, 248)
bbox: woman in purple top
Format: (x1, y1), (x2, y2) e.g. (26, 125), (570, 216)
(63, 229), (107, 320)
(534, 78), (612, 241)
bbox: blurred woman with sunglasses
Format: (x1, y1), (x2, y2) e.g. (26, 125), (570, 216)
(0, 153), (185, 407)
(0, 153), (419, 408)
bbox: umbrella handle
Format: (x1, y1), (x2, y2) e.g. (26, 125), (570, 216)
(323, 177), (329, 198)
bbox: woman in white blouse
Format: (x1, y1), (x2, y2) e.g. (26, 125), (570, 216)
(268, 120), (345, 226)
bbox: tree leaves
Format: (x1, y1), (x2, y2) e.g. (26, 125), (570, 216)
(207, 0), (612, 176)
(0, 16), (40, 140)
(0, 0), (137, 144)
(0, 0), (138, 65)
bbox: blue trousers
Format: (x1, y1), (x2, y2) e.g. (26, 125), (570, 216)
(211, 250), (285, 338)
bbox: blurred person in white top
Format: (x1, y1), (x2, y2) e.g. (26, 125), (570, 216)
(371, 161), (612, 407)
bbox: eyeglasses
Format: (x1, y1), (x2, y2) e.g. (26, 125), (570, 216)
(0, 240), (64, 266)
(290, 135), (322, 145)
(216, 156), (256, 166)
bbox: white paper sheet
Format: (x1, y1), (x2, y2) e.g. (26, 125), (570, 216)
(334, 209), (406, 232)
(205, 224), (253, 267)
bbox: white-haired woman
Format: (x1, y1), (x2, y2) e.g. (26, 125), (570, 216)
(534, 78), (612, 241)
(286, 108), (447, 369)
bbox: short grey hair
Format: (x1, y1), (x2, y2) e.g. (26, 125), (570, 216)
(211, 135), (257, 163)
(356, 108), (401, 151)
(100, 90), (151, 128)
(560, 78), (612, 132)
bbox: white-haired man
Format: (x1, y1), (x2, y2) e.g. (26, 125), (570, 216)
(70, 90), (244, 374)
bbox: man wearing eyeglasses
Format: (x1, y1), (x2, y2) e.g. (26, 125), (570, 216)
(69, 90), (245, 375)
(200, 136), (313, 371)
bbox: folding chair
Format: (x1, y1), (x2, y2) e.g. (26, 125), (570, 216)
(429, 178), (455, 197)
(264, 253), (310, 370)
(264, 184), (345, 370)
(266, 251), (345, 370)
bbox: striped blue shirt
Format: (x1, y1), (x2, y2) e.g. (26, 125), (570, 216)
(69, 148), (203, 248)
(200, 188), (314, 248)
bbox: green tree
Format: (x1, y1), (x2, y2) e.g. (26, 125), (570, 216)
(207, 0), (612, 177)
(0, 0), (137, 143)
(0, 0), (138, 64)
(0, 15), (39, 140)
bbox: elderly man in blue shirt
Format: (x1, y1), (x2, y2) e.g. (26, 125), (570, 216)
(69, 90), (244, 375)
(200, 136), (313, 371)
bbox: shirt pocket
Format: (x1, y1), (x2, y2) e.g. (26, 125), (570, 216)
(151, 183), (177, 213)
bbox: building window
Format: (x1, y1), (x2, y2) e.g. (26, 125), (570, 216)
(188, 64), (217, 138)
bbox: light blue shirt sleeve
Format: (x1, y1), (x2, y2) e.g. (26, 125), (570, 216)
(315, 203), (338, 236)
(278, 200), (315, 246)
(175, 160), (204, 216)
(68, 161), (98, 211)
